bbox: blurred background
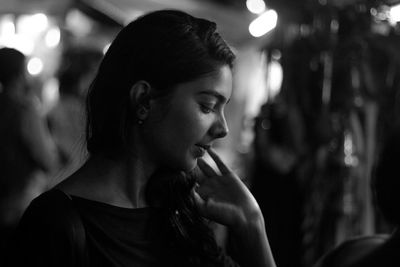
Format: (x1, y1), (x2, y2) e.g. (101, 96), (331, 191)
(1, 0), (400, 266)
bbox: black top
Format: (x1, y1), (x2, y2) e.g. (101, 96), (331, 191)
(72, 195), (166, 267)
(3, 189), (239, 267)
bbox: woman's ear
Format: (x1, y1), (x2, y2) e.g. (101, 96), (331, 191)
(129, 80), (152, 120)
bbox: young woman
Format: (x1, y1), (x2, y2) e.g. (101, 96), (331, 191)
(5, 10), (276, 267)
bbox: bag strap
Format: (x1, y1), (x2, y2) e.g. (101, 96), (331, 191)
(57, 190), (88, 267)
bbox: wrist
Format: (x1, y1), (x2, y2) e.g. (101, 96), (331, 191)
(233, 209), (265, 236)
(229, 211), (276, 267)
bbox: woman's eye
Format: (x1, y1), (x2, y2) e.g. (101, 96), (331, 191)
(200, 104), (215, 114)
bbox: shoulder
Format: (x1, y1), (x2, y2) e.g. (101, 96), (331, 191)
(349, 234), (400, 267)
(18, 189), (75, 231)
(314, 235), (390, 267)
(54, 162), (116, 204)
(27, 189), (72, 211)
(5, 190), (81, 267)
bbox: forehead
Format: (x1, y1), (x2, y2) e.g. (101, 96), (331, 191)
(172, 65), (233, 102)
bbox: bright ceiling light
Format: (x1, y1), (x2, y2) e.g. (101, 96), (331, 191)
(249, 9), (278, 37)
(0, 15), (15, 38)
(0, 15), (15, 47)
(31, 13), (48, 30)
(66, 9), (93, 37)
(27, 57), (43, 76)
(246, 0), (266, 14)
(45, 27), (61, 48)
(268, 60), (283, 99)
(17, 13), (48, 37)
(389, 4), (400, 24)
(11, 35), (34, 55)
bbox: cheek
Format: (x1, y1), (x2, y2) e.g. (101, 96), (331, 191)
(168, 111), (205, 145)
(147, 101), (211, 152)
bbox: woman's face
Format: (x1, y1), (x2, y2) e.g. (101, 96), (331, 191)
(142, 65), (232, 172)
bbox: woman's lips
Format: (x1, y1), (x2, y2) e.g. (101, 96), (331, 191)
(194, 144), (210, 157)
(196, 144), (210, 150)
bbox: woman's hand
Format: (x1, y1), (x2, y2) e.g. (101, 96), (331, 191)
(192, 148), (262, 230)
(193, 148), (276, 267)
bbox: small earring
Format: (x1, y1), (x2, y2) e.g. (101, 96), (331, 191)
(138, 107), (147, 115)
(136, 106), (147, 125)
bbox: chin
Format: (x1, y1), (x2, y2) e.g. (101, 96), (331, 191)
(181, 160), (197, 172)
(180, 157), (198, 172)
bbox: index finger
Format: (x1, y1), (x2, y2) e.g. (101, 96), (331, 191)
(197, 158), (218, 178)
(207, 148), (231, 175)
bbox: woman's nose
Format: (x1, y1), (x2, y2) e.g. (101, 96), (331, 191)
(211, 114), (229, 139)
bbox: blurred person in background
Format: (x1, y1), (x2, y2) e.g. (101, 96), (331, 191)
(250, 96), (305, 267)
(344, 126), (400, 267)
(313, 126), (400, 267)
(0, 48), (59, 255)
(48, 46), (103, 185)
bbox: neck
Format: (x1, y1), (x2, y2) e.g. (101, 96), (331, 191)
(83, 154), (157, 209)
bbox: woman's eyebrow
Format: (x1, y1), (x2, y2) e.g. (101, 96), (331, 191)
(197, 91), (230, 104)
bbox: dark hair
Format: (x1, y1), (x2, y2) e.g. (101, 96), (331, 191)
(85, 10), (235, 266)
(146, 169), (225, 266)
(86, 9), (235, 157)
(0, 47), (25, 88)
(372, 128), (400, 225)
